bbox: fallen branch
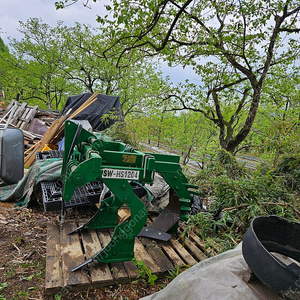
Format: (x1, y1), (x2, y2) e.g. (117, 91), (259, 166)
(12, 243), (21, 255)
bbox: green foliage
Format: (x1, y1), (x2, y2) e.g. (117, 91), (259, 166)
(54, 293), (62, 300)
(0, 283), (7, 292)
(190, 149), (248, 196)
(0, 38), (8, 53)
(96, 0), (300, 153)
(166, 265), (190, 280)
(132, 258), (158, 286)
(272, 154), (300, 192)
(103, 116), (139, 148)
(20, 274), (34, 281)
(1, 18), (171, 112)
(4, 271), (14, 279)
(247, 66), (300, 162)
(185, 150), (300, 255)
(14, 290), (28, 299)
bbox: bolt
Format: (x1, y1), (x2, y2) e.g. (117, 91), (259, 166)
(110, 208), (118, 214)
(73, 174), (85, 184)
(126, 235), (134, 243)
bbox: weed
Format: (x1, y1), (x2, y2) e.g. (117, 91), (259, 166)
(54, 294), (62, 300)
(166, 265), (190, 280)
(0, 283), (7, 292)
(4, 270), (14, 278)
(15, 237), (23, 244)
(132, 258), (158, 286)
(26, 274), (34, 281)
(186, 150), (300, 256)
(14, 290), (28, 299)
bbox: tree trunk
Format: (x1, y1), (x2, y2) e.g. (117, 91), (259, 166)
(46, 90), (51, 110)
(219, 86), (262, 154)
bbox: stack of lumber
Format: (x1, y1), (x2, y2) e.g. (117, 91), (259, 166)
(24, 113), (70, 167)
(0, 100), (38, 130)
(0, 100), (43, 150)
(24, 92), (100, 167)
(0, 92), (100, 167)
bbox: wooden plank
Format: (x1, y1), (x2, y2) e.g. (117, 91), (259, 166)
(169, 238), (197, 266)
(134, 237), (160, 275)
(178, 235), (207, 261)
(24, 118), (59, 166)
(108, 228), (138, 280)
(140, 237), (174, 273)
(19, 106), (31, 124)
(247, 280), (280, 300)
(45, 216), (212, 295)
(178, 226), (217, 257)
(60, 222), (90, 288)
(118, 207), (131, 223)
(79, 226), (114, 287)
(20, 105), (38, 130)
(17, 107), (30, 128)
(24, 113), (68, 167)
(243, 272), (281, 300)
(45, 222), (63, 295)
(190, 226), (222, 254)
(161, 241), (186, 267)
(11, 102), (27, 125)
(16, 107), (29, 127)
(272, 252), (300, 267)
(97, 229), (129, 283)
(4, 99), (16, 112)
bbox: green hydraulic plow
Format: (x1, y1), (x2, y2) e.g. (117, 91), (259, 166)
(61, 120), (199, 271)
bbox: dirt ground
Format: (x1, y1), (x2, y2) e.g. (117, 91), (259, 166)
(0, 201), (170, 300)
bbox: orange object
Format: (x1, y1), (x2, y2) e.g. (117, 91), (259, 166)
(41, 143), (58, 152)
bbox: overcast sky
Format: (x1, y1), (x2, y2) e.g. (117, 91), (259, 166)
(0, 0), (198, 84)
(0, 0), (105, 43)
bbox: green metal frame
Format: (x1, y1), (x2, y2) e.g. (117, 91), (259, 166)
(61, 120), (198, 270)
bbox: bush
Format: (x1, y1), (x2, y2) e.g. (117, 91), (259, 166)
(189, 149), (249, 196)
(185, 150), (300, 255)
(272, 154), (300, 192)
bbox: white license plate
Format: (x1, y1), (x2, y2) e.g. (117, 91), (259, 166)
(102, 168), (140, 180)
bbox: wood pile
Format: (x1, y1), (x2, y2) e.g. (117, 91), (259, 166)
(0, 100), (49, 151)
(0, 92), (100, 168)
(0, 93), (100, 168)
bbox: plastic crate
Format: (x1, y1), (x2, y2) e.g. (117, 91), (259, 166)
(40, 180), (103, 211)
(36, 150), (64, 160)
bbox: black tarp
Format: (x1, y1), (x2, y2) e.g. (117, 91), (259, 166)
(61, 93), (123, 131)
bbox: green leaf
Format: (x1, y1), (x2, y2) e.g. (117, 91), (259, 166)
(0, 283), (7, 292)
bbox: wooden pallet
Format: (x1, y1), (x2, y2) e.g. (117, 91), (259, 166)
(45, 218), (208, 295)
(3, 100), (38, 130)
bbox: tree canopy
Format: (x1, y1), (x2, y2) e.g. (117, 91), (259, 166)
(0, 18), (172, 112)
(56, 0), (300, 153)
